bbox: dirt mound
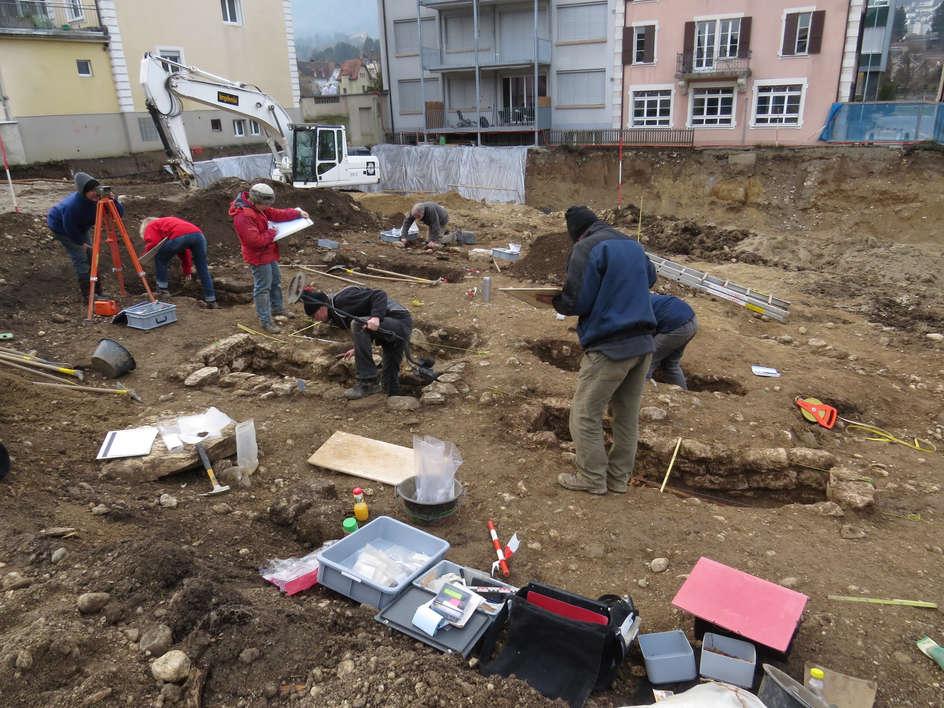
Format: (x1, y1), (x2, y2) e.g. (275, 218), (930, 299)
(641, 218), (753, 262)
(512, 232), (571, 282)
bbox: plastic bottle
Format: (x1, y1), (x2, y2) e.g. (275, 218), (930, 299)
(342, 517), (358, 535)
(352, 487), (369, 523)
(807, 667), (826, 700)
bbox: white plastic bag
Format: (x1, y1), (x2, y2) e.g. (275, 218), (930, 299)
(413, 435), (462, 503)
(235, 419), (258, 473)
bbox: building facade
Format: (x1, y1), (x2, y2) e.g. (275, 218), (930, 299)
(377, 0), (623, 143)
(622, 0), (854, 146)
(0, 0), (300, 164)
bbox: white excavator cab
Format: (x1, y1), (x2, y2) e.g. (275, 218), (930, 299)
(291, 125), (378, 189)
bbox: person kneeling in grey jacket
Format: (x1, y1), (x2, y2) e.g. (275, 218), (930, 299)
(400, 202), (448, 248)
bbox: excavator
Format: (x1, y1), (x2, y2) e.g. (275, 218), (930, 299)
(140, 52), (379, 189)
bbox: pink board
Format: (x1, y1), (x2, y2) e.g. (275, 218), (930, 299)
(671, 557), (808, 652)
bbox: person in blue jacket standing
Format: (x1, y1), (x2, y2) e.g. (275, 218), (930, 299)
(648, 294), (698, 390)
(46, 172), (124, 298)
(549, 206), (657, 496)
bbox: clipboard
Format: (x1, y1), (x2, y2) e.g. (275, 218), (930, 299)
(271, 217), (314, 242)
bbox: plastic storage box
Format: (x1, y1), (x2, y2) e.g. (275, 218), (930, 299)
(491, 247), (520, 262)
(123, 301), (177, 330)
(316, 516), (449, 609)
(638, 630), (697, 684)
(699, 632), (756, 688)
(317, 238), (339, 250)
(413, 559), (515, 615)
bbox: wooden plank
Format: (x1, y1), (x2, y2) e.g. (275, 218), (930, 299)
(307, 431), (414, 486)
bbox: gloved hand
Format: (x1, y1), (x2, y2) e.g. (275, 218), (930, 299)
(297, 209), (309, 219)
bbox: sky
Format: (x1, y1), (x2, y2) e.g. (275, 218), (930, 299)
(293, 0), (380, 44)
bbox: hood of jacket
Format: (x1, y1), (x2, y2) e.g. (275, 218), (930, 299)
(74, 172), (99, 195)
(228, 191), (255, 216)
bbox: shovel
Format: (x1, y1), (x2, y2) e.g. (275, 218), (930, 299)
(196, 442), (230, 496)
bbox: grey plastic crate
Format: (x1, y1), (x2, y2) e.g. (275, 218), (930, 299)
(638, 630), (697, 684)
(412, 559), (515, 616)
(123, 301), (177, 330)
(699, 632), (756, 689)
(316, 516), (449, 609)
(317, 238), (339, 250)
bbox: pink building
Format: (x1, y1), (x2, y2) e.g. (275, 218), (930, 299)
(622, 1), (853, 145)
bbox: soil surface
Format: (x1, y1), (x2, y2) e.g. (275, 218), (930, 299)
(1, 146), (943, 707)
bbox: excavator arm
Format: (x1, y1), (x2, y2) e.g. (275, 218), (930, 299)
(140, 52), (295, 186)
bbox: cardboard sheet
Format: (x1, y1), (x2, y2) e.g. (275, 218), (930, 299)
(307, 431), (414, 486)
(271, 216), (314, 242)
(97, 426), (158, 460)
(498, 287), (559, 309)
(671, 557), (808, 652)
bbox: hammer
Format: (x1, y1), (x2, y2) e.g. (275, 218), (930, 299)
(196, 442), (230, 496)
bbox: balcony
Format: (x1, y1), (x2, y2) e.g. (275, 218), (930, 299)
(422, 38), (550, 71)
(675, 52), (751, 82)
(0, 1), (106, 40)
(419, 0), (531, 8)
(424, 105), (551, 132)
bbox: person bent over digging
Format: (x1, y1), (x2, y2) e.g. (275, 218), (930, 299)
(301, 286), (412, 400)
(399, 202), (448, 249)
(541, 206), (657, 496)
(139, 216), (218, 307)
(229, 183), (308, 333)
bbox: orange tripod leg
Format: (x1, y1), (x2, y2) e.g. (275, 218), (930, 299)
(104, 208), (128, 297)
(112, 200), (156, 302)
(85, 200), (106, 321)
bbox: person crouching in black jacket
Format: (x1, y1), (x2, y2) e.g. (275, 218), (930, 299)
(301, 286), (412, 400)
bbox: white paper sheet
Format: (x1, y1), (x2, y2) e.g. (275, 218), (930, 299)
(177, 406), (234, 444)
(751, 365), (782, 378)
(97, 426), (159, 460)
(271, 216), (314, 242)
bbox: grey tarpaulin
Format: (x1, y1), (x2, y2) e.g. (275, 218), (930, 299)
(365, 144), (528, 204)
(192, 154), (275, 188)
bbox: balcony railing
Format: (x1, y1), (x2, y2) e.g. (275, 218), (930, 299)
(675, 52), (751, 80)
(425, 105), (551, 132)
(422, 38), (551, 71)
(543, 128), (695, 148)
(0, 1), (105, 36)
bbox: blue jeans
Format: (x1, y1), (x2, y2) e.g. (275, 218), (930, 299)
(154, 232), (216, 302)
(249, 262), (283, 325)
(52, 229), (91, 289)
(648, 317), (699, 390)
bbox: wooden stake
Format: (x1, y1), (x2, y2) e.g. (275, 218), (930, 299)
(0, 357), (80, 385)
(295, 265), (365, 287)
(660, 437), (683, 493)
(366, 266), (438, 284)
(828, 595), (937, 609)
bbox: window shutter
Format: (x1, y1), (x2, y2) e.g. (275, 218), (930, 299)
(739, 17), (752, 58)
(782, 13), (798, 56)
(643, 25), (655, 63)
(809, 10), (826, 54)
(622, 26), (634, 65)
(683, 21), (695, 65)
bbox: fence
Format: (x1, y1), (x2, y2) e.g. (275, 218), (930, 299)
(425, 106), (551, 131)
(0, 1), (104, 33)
(820, 102), (944, 143)
(543, 128), (695, 147)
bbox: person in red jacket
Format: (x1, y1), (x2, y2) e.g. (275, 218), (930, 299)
(139, 216), (218, 307)
(229, 183), (308, 333)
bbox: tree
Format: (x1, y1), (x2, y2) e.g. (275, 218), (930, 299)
(362, 37), (381, 61)
(934, 2), (944, 49)
(892, 6), (907, 41)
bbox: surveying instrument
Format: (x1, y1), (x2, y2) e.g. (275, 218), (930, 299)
(85, 187), (155, 321)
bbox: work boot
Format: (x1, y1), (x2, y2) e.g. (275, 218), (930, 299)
(606, 479), (628, 494)
(272, 309), (295, 319)
(344, 380), (382, 400)
(155, 288), (171, 298)
(557, 472), (606, 495)
(261, 322), (282, 334)
(199, 300), (220, 310)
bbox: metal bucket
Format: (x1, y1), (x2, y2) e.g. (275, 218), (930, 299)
(757, 664), (822, 708)
(90, 338), (136, 378)
(395, 475), (463, 525)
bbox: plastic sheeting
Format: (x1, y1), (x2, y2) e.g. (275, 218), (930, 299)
(366, 144), (528, 204)
(192, 153), (275, 188)
(820, 102), (944, 143)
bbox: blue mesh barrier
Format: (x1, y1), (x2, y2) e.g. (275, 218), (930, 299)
(820, 102), (944, 143)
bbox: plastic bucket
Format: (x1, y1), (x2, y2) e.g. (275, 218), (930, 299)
(90, 338), (136, 378)
(395, 475), (463, 524)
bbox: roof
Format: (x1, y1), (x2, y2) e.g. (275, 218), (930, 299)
(340, 58), (363, 79)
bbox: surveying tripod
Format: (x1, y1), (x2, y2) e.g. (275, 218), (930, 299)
(85, 195), (155, 321)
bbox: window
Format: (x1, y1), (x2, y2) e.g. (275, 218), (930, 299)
(393, 18), (435, 55)
(633, 25), (655, 64)
(221, 0), (242, 24)
(689, 86), (736, 127)
(233, 119), (246, 137)
(753, 83), (804, 126)
(67, 0), (84, 21)
(76, 59), (92, 77)
(138, 117), (159, 143)
(249, 120), (261, 136)
(557, 69), (606, 107)
(630, 88), (672, 127)
(157, 48), (183, 73)
(782, 10), (824, 56)
(557, 3), (607, 44)
(444, 14), (475, 51)
(398, 78), (440, 115)
(210, 119), (222, 132)
(695, 18), (740, 69)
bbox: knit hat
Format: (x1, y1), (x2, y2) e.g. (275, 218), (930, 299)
(74, 172), (99, 195)
(300, 288), (329, 316)
(565, 206), (597, 242)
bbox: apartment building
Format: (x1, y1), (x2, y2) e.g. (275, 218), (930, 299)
(622, 1), (854, 145)
(0, 0), (300, 164)
(377, 0), (623, 144)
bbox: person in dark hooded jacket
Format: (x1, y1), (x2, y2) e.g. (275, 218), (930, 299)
(549, 206), (656, 496)
(47, 172), (124, 298)
(228, 183), (308, 333)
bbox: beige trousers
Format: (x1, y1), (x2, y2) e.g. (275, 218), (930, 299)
(569, 351), (651, 488)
